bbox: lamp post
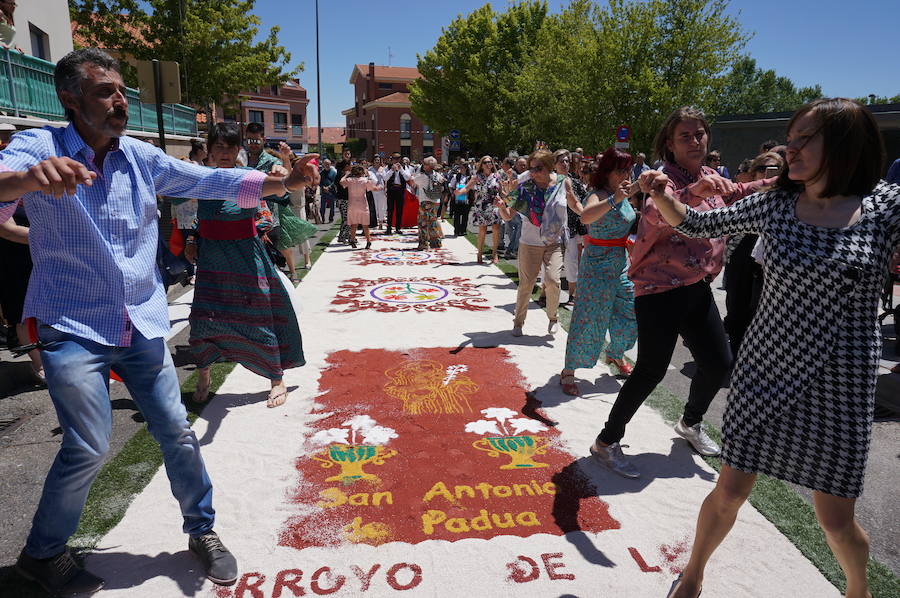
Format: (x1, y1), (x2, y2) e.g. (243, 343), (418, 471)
(315, 0), (323, 156)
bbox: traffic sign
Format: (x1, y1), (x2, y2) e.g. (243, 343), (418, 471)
(435, 148), (442, 157)
(449, 129), (461, 140)
(379, 144), (384, 150)
(449, 140), (460, 151)
(615, 125), (631, 142)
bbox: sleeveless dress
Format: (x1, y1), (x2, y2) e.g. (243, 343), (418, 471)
(565, 195), (637, 367)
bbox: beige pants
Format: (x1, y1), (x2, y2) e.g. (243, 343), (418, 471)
(514, 242), (563, 328)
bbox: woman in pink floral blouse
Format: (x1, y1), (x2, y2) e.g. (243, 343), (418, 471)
(589, 106), (774, 479)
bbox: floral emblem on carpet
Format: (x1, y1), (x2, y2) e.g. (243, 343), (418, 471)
(348, 249), (457, 266)
(331, 277), (489, 313)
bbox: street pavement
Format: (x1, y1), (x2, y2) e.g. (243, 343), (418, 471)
(0, 220), (897, 596)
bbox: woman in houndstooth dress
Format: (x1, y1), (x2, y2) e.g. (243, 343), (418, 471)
(659, 99), (898, 598)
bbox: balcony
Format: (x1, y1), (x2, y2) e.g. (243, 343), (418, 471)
(1, 46), (198, 137)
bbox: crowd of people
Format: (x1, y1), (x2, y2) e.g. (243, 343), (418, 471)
(0, 47), (899, 598)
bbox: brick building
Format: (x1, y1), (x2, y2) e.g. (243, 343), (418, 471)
(342, 63), (438, 161)
(217, 79), (309, 151)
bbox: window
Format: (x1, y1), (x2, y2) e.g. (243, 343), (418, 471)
(274, 112), (288, 131)
(424, 126), (433, 141)
(271, 85), (279, 96)
(400, 114), (411, 140)
(248, 110), (264, 124)
(29, 24), (49, 61)
(291, 114), (303, 136)
(378, 82), (393, 90)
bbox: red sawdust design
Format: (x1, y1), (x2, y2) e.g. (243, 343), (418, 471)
(278, 347), (619, 550)
(348, 248), (458, 266)
(331, 277), (489, 313)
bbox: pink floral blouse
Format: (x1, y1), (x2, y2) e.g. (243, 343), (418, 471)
(628, 162), (772, 297)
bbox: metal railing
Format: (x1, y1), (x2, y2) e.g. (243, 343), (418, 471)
(291, 125), (303, 137)
(1, 46), (198, 136)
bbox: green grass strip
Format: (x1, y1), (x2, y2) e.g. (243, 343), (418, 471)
(455, 219), (900, 597)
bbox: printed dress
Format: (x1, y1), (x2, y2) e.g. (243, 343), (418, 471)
(190, 196), (304, 380)
(470, 172), (502, 226)
(675, 182), (900, 497)
(564, 196), (637, 368)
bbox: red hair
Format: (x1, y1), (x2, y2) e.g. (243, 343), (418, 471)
(591, 147), (633, 190)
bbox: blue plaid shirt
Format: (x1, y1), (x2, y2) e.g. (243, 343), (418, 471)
(0, 124), (266, 346)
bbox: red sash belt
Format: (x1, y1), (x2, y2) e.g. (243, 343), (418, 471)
(199, 218), (256, 240)
(585, 234), (628, 247)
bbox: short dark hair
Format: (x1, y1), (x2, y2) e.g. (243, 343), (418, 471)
(503, 157), (516, 167)
(189, 139), (206, 159)
(245, 122), (265, 136)
(758, 139), (779, 154)
(776, 98), (885, 198)
(54, 48), (121, 120)
(209, 122), (242, 148)
(653, 106), (711, 164)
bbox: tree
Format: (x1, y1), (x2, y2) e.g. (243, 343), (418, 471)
(409, 1), (549, 155)
(853, 94), (900, 105)
(713, 56), (822, 116)
(69, 0), (301, 122)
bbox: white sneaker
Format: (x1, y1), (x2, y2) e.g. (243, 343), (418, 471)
(589, 441), (640, 478)
(674, 418), (721, 457)
(511, 326), (523, 337)
(547, 320), (559, 335)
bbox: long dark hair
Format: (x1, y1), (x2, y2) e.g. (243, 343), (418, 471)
(591, 147), (633, 191)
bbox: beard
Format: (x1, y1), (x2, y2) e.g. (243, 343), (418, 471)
(80, 101), (129, 138)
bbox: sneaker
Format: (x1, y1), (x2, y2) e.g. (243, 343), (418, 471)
(548, 320), (559, 335)
(189, 531), (238, 586)
(674, 418), (721, 457)
(16, 547), (105, 597)
(511, 326), (524, 337)
(589, 441), (640, 479)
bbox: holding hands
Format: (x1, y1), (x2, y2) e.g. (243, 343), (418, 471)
(285, 153), (321, 191)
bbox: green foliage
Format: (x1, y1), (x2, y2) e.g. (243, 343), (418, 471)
(343, 137), (368, 156)
(714, 56), (823, 116)
(412, 0), (837, 157)
(69, 0), (301, 113)
(853, 94), (900, 105)
(410, 1), (549, 155)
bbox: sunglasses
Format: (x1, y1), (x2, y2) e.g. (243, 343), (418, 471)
(529, 164), (545, 173)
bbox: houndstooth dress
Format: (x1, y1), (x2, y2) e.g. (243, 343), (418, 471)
(675, 182), (900, 498)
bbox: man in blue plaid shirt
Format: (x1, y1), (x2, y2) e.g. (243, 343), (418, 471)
(0, 48), (319, 596)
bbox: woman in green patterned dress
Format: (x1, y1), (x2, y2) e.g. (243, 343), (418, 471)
(185, 123), (305, 408)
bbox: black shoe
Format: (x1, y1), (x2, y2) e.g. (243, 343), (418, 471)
(16, 548), (105, 597)
(365, 241), (372, 249)
(350, 240), (358, 249)
(385, 228), (393, 235)
(189, 531), (238, 586)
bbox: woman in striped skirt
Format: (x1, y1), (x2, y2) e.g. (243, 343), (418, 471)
(186, 123), (304, 408)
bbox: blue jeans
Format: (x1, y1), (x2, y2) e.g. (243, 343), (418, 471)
(24, 324), (214, 558)
(320, 190), (336, 221)
(506, 214), (522, 254)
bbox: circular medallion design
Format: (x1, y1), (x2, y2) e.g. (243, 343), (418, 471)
(371, 251), (433, 263)
(369, 282), (450, 304)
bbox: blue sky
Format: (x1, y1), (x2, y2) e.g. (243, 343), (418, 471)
(248, 0), (900, 127)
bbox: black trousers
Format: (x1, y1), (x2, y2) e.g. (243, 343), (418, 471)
(723, 235), (763, 357)
(598, 281), (732, 445)
(386, 187), (405, 231)
(451, 200), (469, 236)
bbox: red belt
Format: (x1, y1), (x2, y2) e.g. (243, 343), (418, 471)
(585, 234), (628, 247)
(199, 218), (256, 240)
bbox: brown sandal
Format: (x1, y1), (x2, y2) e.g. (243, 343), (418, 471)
(559, 371), (579, 396)
(193, 371), (211, 403)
